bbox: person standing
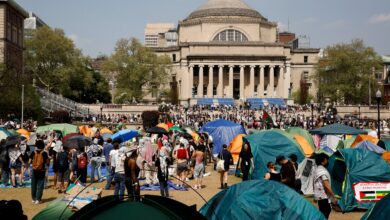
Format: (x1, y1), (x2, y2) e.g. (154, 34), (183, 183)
(77, 148), (88, 184)
(238, 143), (254, 181)
(314, 153), (338, 219)
(192, 146), (205, 190)
(174, 143), (189, 187)
(264, 162), (281, 182)
(114, 147), (126, 200)
(124, 147), (140, 201)
(103, 138), (114, 189)
(276, 155), (296, 189)
(218, 144), (233, 189)
(9, 144), (24, 187)
(29, 140), (49, 204)
(155, 144), (170, 197)
(0, 139), (11, 186)
(87, 139), (103, 183)
(56, 148), (69, 193)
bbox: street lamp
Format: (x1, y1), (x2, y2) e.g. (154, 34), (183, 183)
(310, 99), (314, 129)
(358, 104), (361, 121)
(376, 89), (382, 139)
(100, 104), (103, 123)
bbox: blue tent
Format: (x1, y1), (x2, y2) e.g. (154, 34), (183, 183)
(327, 148), (390, 212)
(244, 130), (305, 179)
(200, 180), (326, 220)
(200, 119), (246, 154)
(355, 140), (385, 155)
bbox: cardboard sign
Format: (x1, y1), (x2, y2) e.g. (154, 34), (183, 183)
(353, 182), (390, 202)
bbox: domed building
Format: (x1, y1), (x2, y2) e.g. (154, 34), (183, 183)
(150, 0), (320, 106)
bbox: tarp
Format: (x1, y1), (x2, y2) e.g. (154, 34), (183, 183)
(244, 130), (305, 179)
(361, 193), (390, 220)
(227, 134), (246, 163)
(200, 119), (246, 154)
(327, 148), (390, 212)
(293, 135), (315, 157)
(351, 134), (379, 148)
(286, 127), (316, 151)
(297, 158), (316, 195)
(200, 180), (326, 220)
(310, 124), (368, 135)
(37, 124), (79, 136)
(354, 140), (386, 155)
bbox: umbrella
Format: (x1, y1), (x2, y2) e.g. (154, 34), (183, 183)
(62, 133), (82, 144)
(36, 123), (79, 136)
(100, 128), (113, 134)
(169, 125), (184, 132)
(17, 128), (30, 139)
(112, 129), (138, 143)
(63, 135), (92, 150)
(5, 136), (21, 146)
(146, 127), (168, 134)
(156, 123), (169, 132)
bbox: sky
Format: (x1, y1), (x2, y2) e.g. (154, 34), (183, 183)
(16, 0), (390, 58)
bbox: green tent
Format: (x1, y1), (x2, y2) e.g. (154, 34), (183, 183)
(310, 123), (367, 135)
(32, 199), (73, 220)
(327, 148), (390, 212)
(361, 193), (390, 220)
(286, 127), (316, 151)
(69, 195), (205, 220)
(200, 179), (326, 220)
(244, 129), (305, 179)
(36, 123), (79, 136)
(336, 138), (355, 150)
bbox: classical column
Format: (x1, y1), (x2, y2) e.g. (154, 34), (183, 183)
(269, 65), (275, 97)
(218, 65), (224, 97)
(258, 65), (264, 98)
(207, 65), (214, 97)
(229, 65), (234, 98)
(284, 62), (291, 98)
(250, 65), (255, 98)
(239, 65), (245, 99)
(278, 66), (284, 98)
(189, 65), (194, 98)
(198, 65), (204, 97)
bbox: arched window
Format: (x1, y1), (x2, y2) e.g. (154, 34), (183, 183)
(212, 29), (248, 42)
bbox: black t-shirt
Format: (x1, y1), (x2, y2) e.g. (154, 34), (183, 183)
(239, 150), (253, 165)
(29, 150), (49, 174)
(280, 161), (296, 188)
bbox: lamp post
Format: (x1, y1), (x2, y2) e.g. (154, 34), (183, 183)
(310, 99), (314, 129)
(21, 84), (24, 129)
(376, 89), (382, 139)
(100, 104), (103, 123)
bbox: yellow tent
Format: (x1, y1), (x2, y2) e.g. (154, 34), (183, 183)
(228, 134), (246, 163)
(79, 125), (93, 137)
(157, 123), (169, 132)
(293, 135), (314, 157)
(100, 127), (113, 134)
(16, 128), (30, 139)
(351, 134), (379, 148)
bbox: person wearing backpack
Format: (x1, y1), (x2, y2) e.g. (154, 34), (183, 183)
(77, 148), (88, 184)
(29, 140), (49, 204)
(56, 148), (69, 193)
(87, 139), (103, 183)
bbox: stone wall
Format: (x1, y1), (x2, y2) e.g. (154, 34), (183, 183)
(336, 105), (390, 119)
(81, 104), (158, 115)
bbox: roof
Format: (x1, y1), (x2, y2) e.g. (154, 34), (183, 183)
(186, 0), (265, 21)
(0, 0), (29, 18)
(382, 55), (390, 63)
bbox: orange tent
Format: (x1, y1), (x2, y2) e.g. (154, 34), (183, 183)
(228, 134), (246, 163)
(16, 128), (30, 139)
(100, 127), (113, 134)
(157, 123), (169, 132)
(351, 134), (379, 148)
(293, 135), (314, 157)
(79, 125), (92, 137)
(383, 152), (390, 164)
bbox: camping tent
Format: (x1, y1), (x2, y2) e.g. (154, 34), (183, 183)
(310, 124), (368, 135)
(293, 135), (315, 157)
(351, 134), (378, 148)
(200, 179), (326, 220)
(244, 130), (305, 179)
(297, 157), (316, 195)
(32, 198), (74, 220)
(353, 140), (385, 155)
(227, 134), (246, 163)
(286, 127), (315, 150)
(200, 119), (246, 154)
(69, 195), (205, 220)
(327, 148), (390, 212)
(36, 123), (79, 136)
(361, 193), (390, 220)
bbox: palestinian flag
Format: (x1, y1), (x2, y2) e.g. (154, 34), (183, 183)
(263, 110), (274, 124)
(360, 191), (376, 200)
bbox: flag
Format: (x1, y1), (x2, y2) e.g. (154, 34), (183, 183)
(263, 110), (274, 124)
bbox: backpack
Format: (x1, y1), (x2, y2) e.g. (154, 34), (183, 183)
(57, 151), (69, 172)
(78, 153), (87, 169)
(32, 151), (44, 172)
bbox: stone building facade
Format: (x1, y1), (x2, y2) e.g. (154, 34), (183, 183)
(150, 0), (320, 105)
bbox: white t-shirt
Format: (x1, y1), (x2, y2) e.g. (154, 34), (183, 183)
(109, 149), (118, 168)
(115, 153), (126, 174)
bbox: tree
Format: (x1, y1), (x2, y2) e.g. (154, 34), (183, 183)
(102, 38), (171, 103)
(315, 39), (383, 104)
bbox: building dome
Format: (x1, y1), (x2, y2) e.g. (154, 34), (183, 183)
(186, 0), (265, 20)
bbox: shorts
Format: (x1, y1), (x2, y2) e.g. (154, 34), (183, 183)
(10, 161), (22, 170)
(194, 164), (204, 179)
(177, 162), (188, 174)
(58, 170), (70, 182)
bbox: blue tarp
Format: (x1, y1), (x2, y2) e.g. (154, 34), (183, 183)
(247, 98), (286, 109)
(197, 98), (234, 106)
(200, 119), (246, 154)
(244, 130), (305, 179)
(200, 179), (326, 220)
(112, 129), (138, 143)
(355, 140), (385, 155)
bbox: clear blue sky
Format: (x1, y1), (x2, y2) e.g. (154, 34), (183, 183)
(17, 0), (390, 57)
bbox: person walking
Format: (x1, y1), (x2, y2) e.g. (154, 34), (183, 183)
(218, 144), (233, 189)
(314, 153), (338, 219)
(29, 140), (49, 204)
(238, 143), (254, 181)
(276, 155), (296, 189)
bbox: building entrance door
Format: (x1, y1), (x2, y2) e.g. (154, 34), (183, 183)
(233, 79), (240, 99)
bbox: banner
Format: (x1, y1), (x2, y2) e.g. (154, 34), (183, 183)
(353, 182), (390, 202)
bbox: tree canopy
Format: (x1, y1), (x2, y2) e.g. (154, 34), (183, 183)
(315, 39), (383, 104)
(102, 38), (171, 103)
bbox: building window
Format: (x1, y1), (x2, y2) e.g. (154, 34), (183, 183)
(212, 29), (248, 42)
(303, 71), (309, 83)
(304, 56), (308, 63)
(151, 86), (158, 98)
(172, 54), (176, 62)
